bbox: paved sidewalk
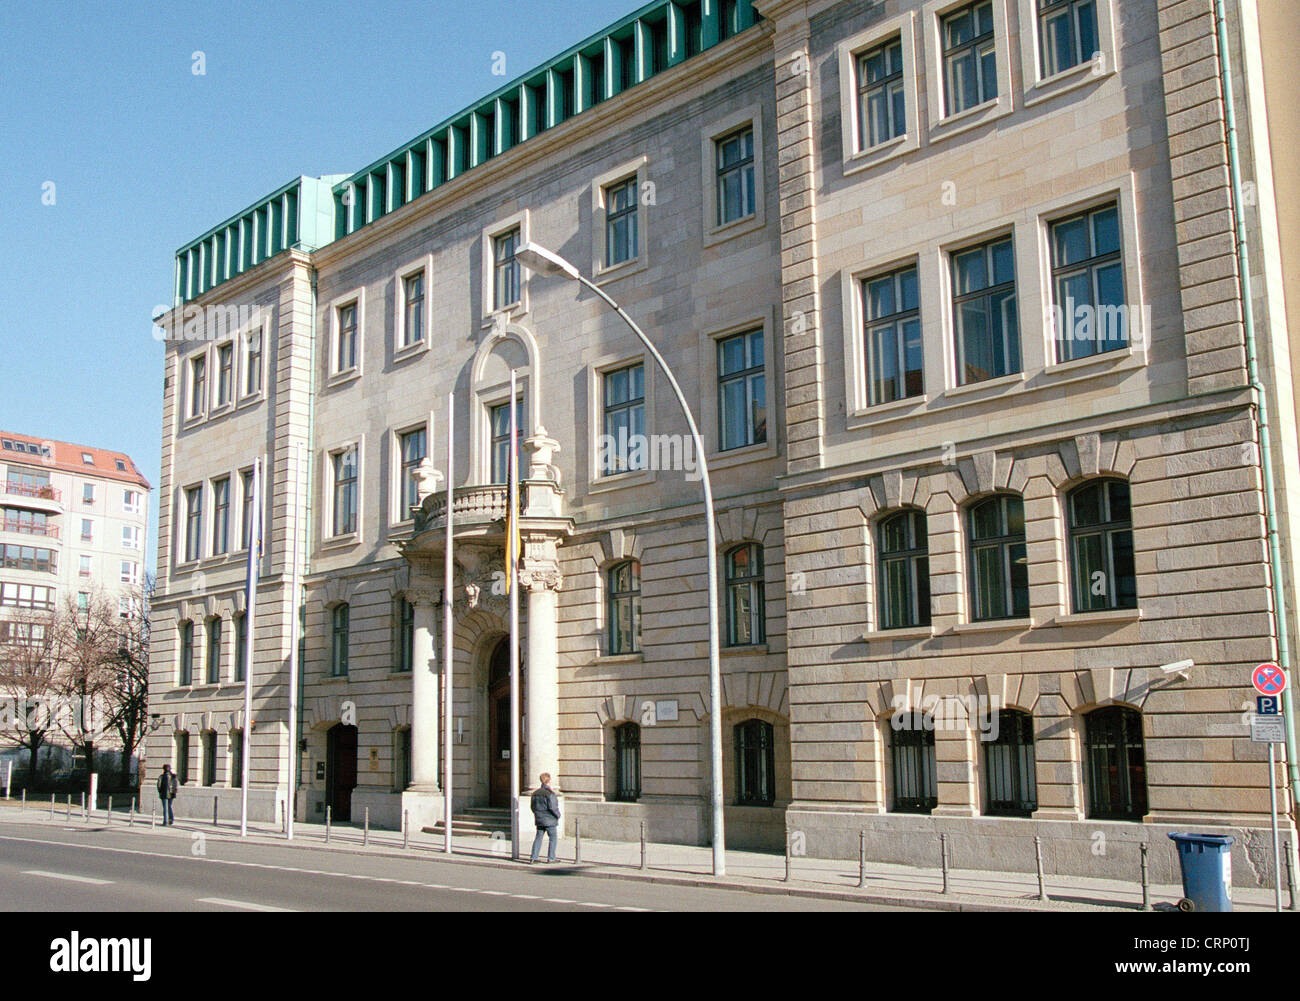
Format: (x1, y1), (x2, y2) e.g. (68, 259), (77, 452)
(2, 798), (1293, 912)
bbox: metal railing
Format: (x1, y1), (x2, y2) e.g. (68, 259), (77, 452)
(0, 517), (59, 539)
(2, 481), (61, 503)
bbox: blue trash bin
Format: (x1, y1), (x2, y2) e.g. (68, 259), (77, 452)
(1167, 833), (1234, 912)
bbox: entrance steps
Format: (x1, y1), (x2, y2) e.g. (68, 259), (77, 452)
(421, 807), (511, 836)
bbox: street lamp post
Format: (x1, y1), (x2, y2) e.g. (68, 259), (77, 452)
(515, 242), (727, 876)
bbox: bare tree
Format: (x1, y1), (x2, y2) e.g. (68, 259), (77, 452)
(52, 588), (124, 782)
(105, 577), (151, 789)
(0, 603), (64, 782)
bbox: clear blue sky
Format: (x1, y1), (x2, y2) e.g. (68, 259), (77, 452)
(0, 0), (630, 570)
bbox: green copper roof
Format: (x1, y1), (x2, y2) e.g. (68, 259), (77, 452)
(175, 0), (758, 304)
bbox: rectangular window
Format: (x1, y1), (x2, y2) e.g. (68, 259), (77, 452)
(216, 342), (234, 406)
(229, 729), (244, 788)
(402, 272), (425, 347)
(206, 618), (222, 684)
(80, 518), (93, 543)
(336, 302), (358, 372)
(718, 329), (766, 451)
(189, 355), (207, 418)
(858, 37), (906, 149)
(863, 265), (923, 405)
(79, 555), (92, 577)
(121, 525), (141, 550)
(331, 604), (350, 677)
(493, 228), (521, 310)
(179, 622), (194, 686)
(601, 364), (646, 476)
(212, 477), (230, 555)
(605, 178), (639, 267)
(243, 328), (263, 396)
(951, 235), (1020, 385)
(120, 560), (138, 585)
(490, 398), (525, 484)
(175, 732), (190, 783)
(240, 470), (255, 549)
(1039, 0), (1098, 77)
(0, 583), (55, 610)
(201, 731), (216, 786)
(234, 612), (248, 682)
(332, 448), (358, 536)
(398, 428), (427, 519)
(1050, 202), (1127, 362)
(123, 489), (142, 514)
(184, 486), (203, 562)
(396, 599), (415, 673)
(942, 0), (998, 116)
(82, 483), (94, 505)
(1, 545), (58, 573)
(715, 127), (756, 226)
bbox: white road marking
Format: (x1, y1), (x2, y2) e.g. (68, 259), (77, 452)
(198, 897), (296, 912)
(0, 833), (654, 911)
(22, 870), (113, 885)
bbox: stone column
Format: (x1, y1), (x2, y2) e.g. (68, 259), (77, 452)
(520, 552), (561, 789)
(407, 588), (439, 789)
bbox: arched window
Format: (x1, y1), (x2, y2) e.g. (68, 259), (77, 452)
(983, 709), (1037, 816)
(1067, 478), (1136, 612)
(607, 561), (641, 655)
(613, 722), (641, 802)
(878, 510), (930, 629)
(735, 718), (775, 805)
(331, 604), (350, 677)
(889, 712), (937, 814)
(1084, 706), (1147, 820)
(178, 621), (194, 686)
(968, 494), (1029, 620)
(724, 544), (765, 647)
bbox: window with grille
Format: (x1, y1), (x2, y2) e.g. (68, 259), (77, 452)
(1084, 705), (1147, 820)
(890, 712), (937, 813)
(735, 718), (775, 806)
(613, 722), (641, 802)
(724, 543), (765, 646)
(983, 709), (1037, 816)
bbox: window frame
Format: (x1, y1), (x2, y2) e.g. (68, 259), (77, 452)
(238, 319), (266, 404)
(949, 233), (1022, 386)
(966, 493), (1030, 622)
(178, 620), (194, 687)
(837, 11), (922, 174)
(600, 362), (647, 479)
(326, 287), (365, 385)
(862, 263), (925, 407)
(877, 509), (931, 630)
(612, 722), (642, 802)
(606, 560), (642, 656)
(921, 0), (1013, 143)
(701, 106), (766, 246)
(187, 351), (208, 422)
(1017, 0), (1117, 106)
(205, 616), (222, 685)
(734, 718), (776, 807)
(724, 542), (766, 648)
(182, 485), (203, 564)
(592, 157), (648, 280)
(393, 256), (433, 359)
(211, 475), (231, 557)
(488, 396), (526, 486)
(1066, 478), (1137, 613)
(330, 603), (350, 677)
(716, 328), (767, 454)
(329, 445), (360, 539)
(1048, 201), (1128, 364)
(1083, 705), (1147, 821)
(213, 340), (235, 411)
(983, 708), (1038, 816)
(889, 711), (938, 814)
(481, 210), (530, 323)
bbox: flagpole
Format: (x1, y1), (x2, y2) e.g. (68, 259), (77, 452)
(239, 455), (261, 838)
(443, 393), (455, 854)
(508, 369), (521, 861)
(286, 442), (302, 840)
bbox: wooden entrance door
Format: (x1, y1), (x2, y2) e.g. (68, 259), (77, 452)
(487, 638), (522, 807)
(326, 723), (358, 822)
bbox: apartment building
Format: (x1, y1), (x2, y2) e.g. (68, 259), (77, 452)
(0, 431), (151, 773)
(150, 0), (1299, 886)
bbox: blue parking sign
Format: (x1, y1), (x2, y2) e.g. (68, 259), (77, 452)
(1257, 695), (1280, 716)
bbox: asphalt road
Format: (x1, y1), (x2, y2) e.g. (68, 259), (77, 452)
(0, 819), (907, 912)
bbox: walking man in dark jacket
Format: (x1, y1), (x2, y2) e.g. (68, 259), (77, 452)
(157, 763), (178, 826)
(529, 773), (560, 863)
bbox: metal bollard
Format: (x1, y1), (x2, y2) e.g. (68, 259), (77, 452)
(65, 794), (71, 821)
(213, 796), (218, 826)
(574, 819), (581, 864)
(784, 825), (792, 883)
(640, 820), (648, 871)
(402, 810), (409, 850)
(1286, 842), (1298, 912)
(1034, 835), (1048, 902)
(325, 805), (331, 843)
(858, 830), (868, 889)
(1140, 842), (1151, 911)
(151, 808), (156, 828)
(129, 804), (135, 827)
(940, 833), (950, 894)
(106, 800), (111, 825)
(21, 789), (26, 810)
(81, 792), (87, 823)
(49, 794), (54, 820)
(363, 807), (369, 847)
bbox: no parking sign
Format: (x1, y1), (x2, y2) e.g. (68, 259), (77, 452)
(1252, 663), (1287, 697)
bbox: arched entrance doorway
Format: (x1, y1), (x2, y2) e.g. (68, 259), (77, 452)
(487, 637), (523, 807)
(326, 723), (358, 822)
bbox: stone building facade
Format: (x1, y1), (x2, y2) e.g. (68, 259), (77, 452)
(149, 0), (1299, 886)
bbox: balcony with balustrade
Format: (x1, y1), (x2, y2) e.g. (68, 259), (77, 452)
(1, 480), (64, 515)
